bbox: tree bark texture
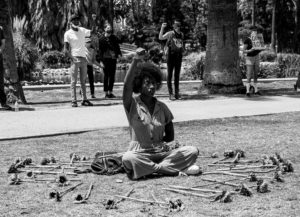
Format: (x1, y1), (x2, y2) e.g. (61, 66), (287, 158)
(271, 0), (276, 52)
(204, 0), (243, 93)
(0, 0), (26, 103)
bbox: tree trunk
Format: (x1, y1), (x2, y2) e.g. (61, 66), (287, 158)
(252, 0), (256, 26)
(0, 0), (26, 103)
(108, 0), (114, 30)
(293, 0), (300, 53)
(271, 0), (276, 52)
(203, 0), (243, 94)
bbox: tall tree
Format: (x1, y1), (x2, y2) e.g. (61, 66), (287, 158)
(270, 0), (276, 52)
(203, 0), (243, 93)
(0, 0), (26, 103)
(293, 0), (300, 53)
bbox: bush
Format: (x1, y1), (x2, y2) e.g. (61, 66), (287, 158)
(13, 31), (39, 81)
(259, 62), (281, 78)
(277, 53), (300, 78)
(41, 51), (71, 69)
(259, 50), (277, 62)
(181, 52), (205, 80)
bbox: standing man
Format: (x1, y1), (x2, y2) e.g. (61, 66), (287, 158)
(243, 25), (265, 97)
(64, 15), (93, 107)
(98, 24), (122, 98)
(159, 21), (184, 100)
(0, 25), (11, 110)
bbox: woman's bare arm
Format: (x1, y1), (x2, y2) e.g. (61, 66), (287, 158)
(123, 54), (144, 113)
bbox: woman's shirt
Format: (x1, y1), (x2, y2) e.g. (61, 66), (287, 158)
(125, 96), (174, 151)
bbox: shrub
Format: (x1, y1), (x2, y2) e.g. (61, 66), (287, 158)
(181, 52), (205, 80)
(41, 51), (71, 69)
(13, 31), (39, 81)
(277, 53), (300, 78)
(259, 62), (281, 78)
(259, 50), (277, 62)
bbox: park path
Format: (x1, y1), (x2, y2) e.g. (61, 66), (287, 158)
(0, 95), (300, 141)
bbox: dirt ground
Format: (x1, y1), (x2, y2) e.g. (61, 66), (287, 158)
(0, 111), (299, 217)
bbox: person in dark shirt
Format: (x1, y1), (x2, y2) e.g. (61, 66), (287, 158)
(243, 26), (264, 97)
(0, 25), (12, 110)
(98, 24), (122, 98)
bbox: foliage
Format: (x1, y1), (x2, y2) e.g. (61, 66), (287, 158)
(40, 51), (71, 69)
(181, 52), (205, 80)
(259, 50), (277, 62)
(13, 16), (39, 81)
(259, 62), (281, 78)
(277, 53), (300, 77)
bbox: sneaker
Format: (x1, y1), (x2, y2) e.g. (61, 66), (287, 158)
(105, 94), (109, 99)
(1, 104), (12, 110)
(91, 94), (96, 99)
(81, 100), (93, 106)
(246, 93), (251, 97)
(183, 164), (202, 175)
(169, 94), (175, 100)
(254, 91), (262, 96)
(175, 94), (182, 100)
(109, 93), (116, 98)
(71, 102), (78, 107)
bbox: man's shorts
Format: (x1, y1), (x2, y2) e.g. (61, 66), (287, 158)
(245, 55), (259, 66)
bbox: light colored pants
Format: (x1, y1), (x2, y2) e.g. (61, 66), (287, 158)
(70, 57), (87, 102)
(122, 146), (199, 180)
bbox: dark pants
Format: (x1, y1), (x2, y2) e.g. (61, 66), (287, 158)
(0, 54), (7, 105)
(167, 52), (182, 95)
(87, 65), (95, 95)
(103, 58), (117, 92)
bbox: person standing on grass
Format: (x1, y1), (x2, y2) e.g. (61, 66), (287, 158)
(159, 21), (185, 100)
(98, 24), (122, 99)
(64, 14), (93, 107)
(122, 48), (200, 180)
(85, 38), (104, 98)
(0, 25), (12, 110)
(243, 25), (265, 97)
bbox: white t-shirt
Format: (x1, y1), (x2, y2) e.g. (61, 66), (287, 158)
(64, 27), (90, 57)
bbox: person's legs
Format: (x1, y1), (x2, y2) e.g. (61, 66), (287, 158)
(158, 146), (199, 174)
(167, 54), (175, 96)
(70, 62), (79, 104)
(122, 151), (162, 180)
(174, 53), (182, 99)
(79, 59), (88, 101)
(103, 59), (110, 96)
(87, 64), (95, 96)
(108, 59), (117, 95)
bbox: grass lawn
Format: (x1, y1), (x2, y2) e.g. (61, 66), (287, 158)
(0, 112), (299, 217)
(21, 80), (298, 110)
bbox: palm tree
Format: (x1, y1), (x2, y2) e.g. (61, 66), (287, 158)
(203, 0), (243, 93)
(0, 0), (26, 103)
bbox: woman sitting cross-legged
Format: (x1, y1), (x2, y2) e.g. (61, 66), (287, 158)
(122, 48), (200, 180)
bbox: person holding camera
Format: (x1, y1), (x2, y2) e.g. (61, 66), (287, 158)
(121, 48), (200, 180)
(159, 21), (184, 100)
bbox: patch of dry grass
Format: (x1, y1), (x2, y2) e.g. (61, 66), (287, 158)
(0, 112), (300, 216)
